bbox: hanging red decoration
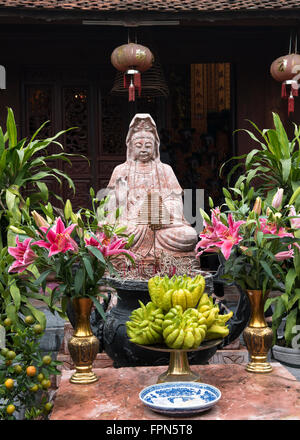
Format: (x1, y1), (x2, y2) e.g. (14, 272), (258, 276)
(270, 33), (300, 116)
(111, 42), (154, 102)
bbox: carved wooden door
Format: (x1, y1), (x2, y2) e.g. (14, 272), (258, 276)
(21, 66), (166, 211)
(22, 68), (94, 210)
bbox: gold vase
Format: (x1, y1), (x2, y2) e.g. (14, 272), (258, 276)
(243, 289), (273, 373)
(68, 297), (99, 384)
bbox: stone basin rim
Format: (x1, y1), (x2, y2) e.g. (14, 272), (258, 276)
(101, 271), (214, 291)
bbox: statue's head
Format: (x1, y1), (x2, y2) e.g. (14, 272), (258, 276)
(126, 114), (160, 162)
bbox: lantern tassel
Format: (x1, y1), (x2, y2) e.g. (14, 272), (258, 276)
(288, 92), (294, 115)
(134, 72), (141, 97)
(129, 81), (135, 102)
(281, 82), (287, 98)
(124, 74), (131, 89)
(292, 83), (299, 97)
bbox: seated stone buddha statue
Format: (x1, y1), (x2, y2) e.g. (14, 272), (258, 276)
(104, 113), (198, 259)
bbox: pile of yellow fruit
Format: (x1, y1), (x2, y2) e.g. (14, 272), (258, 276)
(126, 274), (233, 350)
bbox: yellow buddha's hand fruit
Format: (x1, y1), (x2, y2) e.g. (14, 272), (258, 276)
(205, 324), (230, 340)
(126, 301), (164, 345)
(162, 305), (207, 349)
(148, 274), (206, 312)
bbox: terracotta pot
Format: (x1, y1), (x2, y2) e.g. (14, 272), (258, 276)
(68, 297), (99, 384)
(243, 289), (273, 373)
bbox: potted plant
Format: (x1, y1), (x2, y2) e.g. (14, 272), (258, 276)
(7, 193), (136, 384)
(264, 211), (300, 367)
(0, 107), (79, 327)
(196, 193), (299, 373)
(221, 112), (300, 367)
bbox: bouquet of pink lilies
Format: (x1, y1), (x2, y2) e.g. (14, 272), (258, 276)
(196, 188), (300, 294)
(7, 194), (136, 317)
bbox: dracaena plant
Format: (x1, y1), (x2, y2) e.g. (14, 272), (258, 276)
(6, 191), (136, 319)
(0, 107), (78, 250)
(222, 112), (300, 211)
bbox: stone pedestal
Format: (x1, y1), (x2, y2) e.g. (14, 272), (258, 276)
(50, 363), (300, 420)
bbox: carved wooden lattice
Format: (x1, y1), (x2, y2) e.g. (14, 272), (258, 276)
(62, 87), (89, 156)
(25, 86), (53, 140)
(101, 94), (127, 156)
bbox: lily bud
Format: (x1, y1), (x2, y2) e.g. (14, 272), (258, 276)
(266, 207), (273, 218)
(252, 197), (262, 215)
(240, 246), (252, 257)
(31, 211), (50, 229)
(272, 188), (284, 209)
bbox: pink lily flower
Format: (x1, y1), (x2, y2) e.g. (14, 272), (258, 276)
(8, 236), (37, 273)
(258, 218), (294, 238)
(196, 211), (245, 260)
(32, 217), (78, 257)
(275, 245), (294, 261)
(289, 206), (300, 230)
(216, 214), (245, 260)
(195, 209), (222, 256)
(85, 232), (136, 259)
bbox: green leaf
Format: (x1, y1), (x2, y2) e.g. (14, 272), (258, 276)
(285, 268), (297, 295)
(5, 189), (16, 212)
(5, 304), (19, 327)
(52, 168), (75, 193)
(74, 268), (85, 295)
(288, 289), (300, 310)
(284, 308), (297, 347)
(256, 231), (264, 247)
(246, 169), (258, 186)
(33, 269), (53, 287)
(61, 297), (69, 316)
(0, 126), (5, 157)
(89, 295), (106, 321)
(264, 296), (280, 312)
(36, 181), (49, 202)
(272, 112), (290, 159)
(199, 208), (212, 225)
(83, 256), (94, 282)
(259, 260), (278, 285)
(87, 245), (106, 265)
(6, 108), (17, 149)
(9, 282), (21, 311)
(280, 158), (291, 183)
(225, 197), (235, 211)
(245, 149), (261, 167)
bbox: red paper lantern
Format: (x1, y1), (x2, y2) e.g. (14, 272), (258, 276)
(111, 43), (154, 102)
(270, 53), (300, 115)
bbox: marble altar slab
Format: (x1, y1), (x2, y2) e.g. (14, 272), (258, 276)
(50, 363), (300, 420)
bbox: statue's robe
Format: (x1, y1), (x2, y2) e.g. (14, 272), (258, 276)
(106, 160), (198, 257)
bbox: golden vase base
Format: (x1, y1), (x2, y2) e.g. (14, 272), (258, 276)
(136, 339), (222, 384)
(70, 369), (99, 385)
(157, 368), (200, 384)
(246, 361), (273, 373)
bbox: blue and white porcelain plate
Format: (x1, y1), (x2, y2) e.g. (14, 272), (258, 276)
(139, 382), (221, 415)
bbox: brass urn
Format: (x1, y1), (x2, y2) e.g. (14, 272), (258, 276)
(243, 290), (273, 373)
(68, 297), (99, 384)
